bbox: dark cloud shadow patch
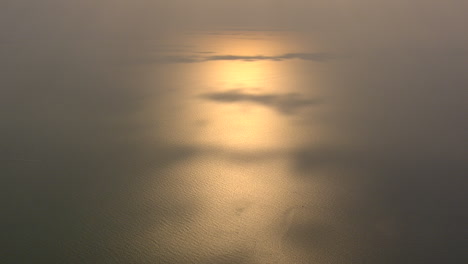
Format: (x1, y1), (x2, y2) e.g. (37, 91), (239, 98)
(205, 52), (334, 62)
(200, 89), (322, 114)
(151, 52), (334, 64)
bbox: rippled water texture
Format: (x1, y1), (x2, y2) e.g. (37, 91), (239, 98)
(138, 31), (345, 263)
(2, 28), (467, 264)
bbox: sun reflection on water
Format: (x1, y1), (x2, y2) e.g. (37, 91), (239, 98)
(142, 31), (336, 263)
(151, 31), (323, 151)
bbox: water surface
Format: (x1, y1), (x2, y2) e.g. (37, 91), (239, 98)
(2, 26), (467, 264)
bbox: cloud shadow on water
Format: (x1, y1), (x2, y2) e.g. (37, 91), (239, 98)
(200, 89), (322, 114)
(150, 52), (335, 64)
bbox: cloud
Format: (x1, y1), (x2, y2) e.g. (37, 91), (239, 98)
(152, 52), (334, 64)
(200, 89), (322, 114)
(205, 52), (334, 62)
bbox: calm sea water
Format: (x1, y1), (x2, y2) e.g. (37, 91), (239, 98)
(2, 30), (467, 263)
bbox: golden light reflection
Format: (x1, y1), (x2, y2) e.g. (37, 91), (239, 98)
(158, 31), (315, 151)
(141, 31), (338, 264)
(207, 61), (275, 89)
(190, 31), (307, 56)
(186, 31), (306, 92)
(140, 153), (332, 264)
